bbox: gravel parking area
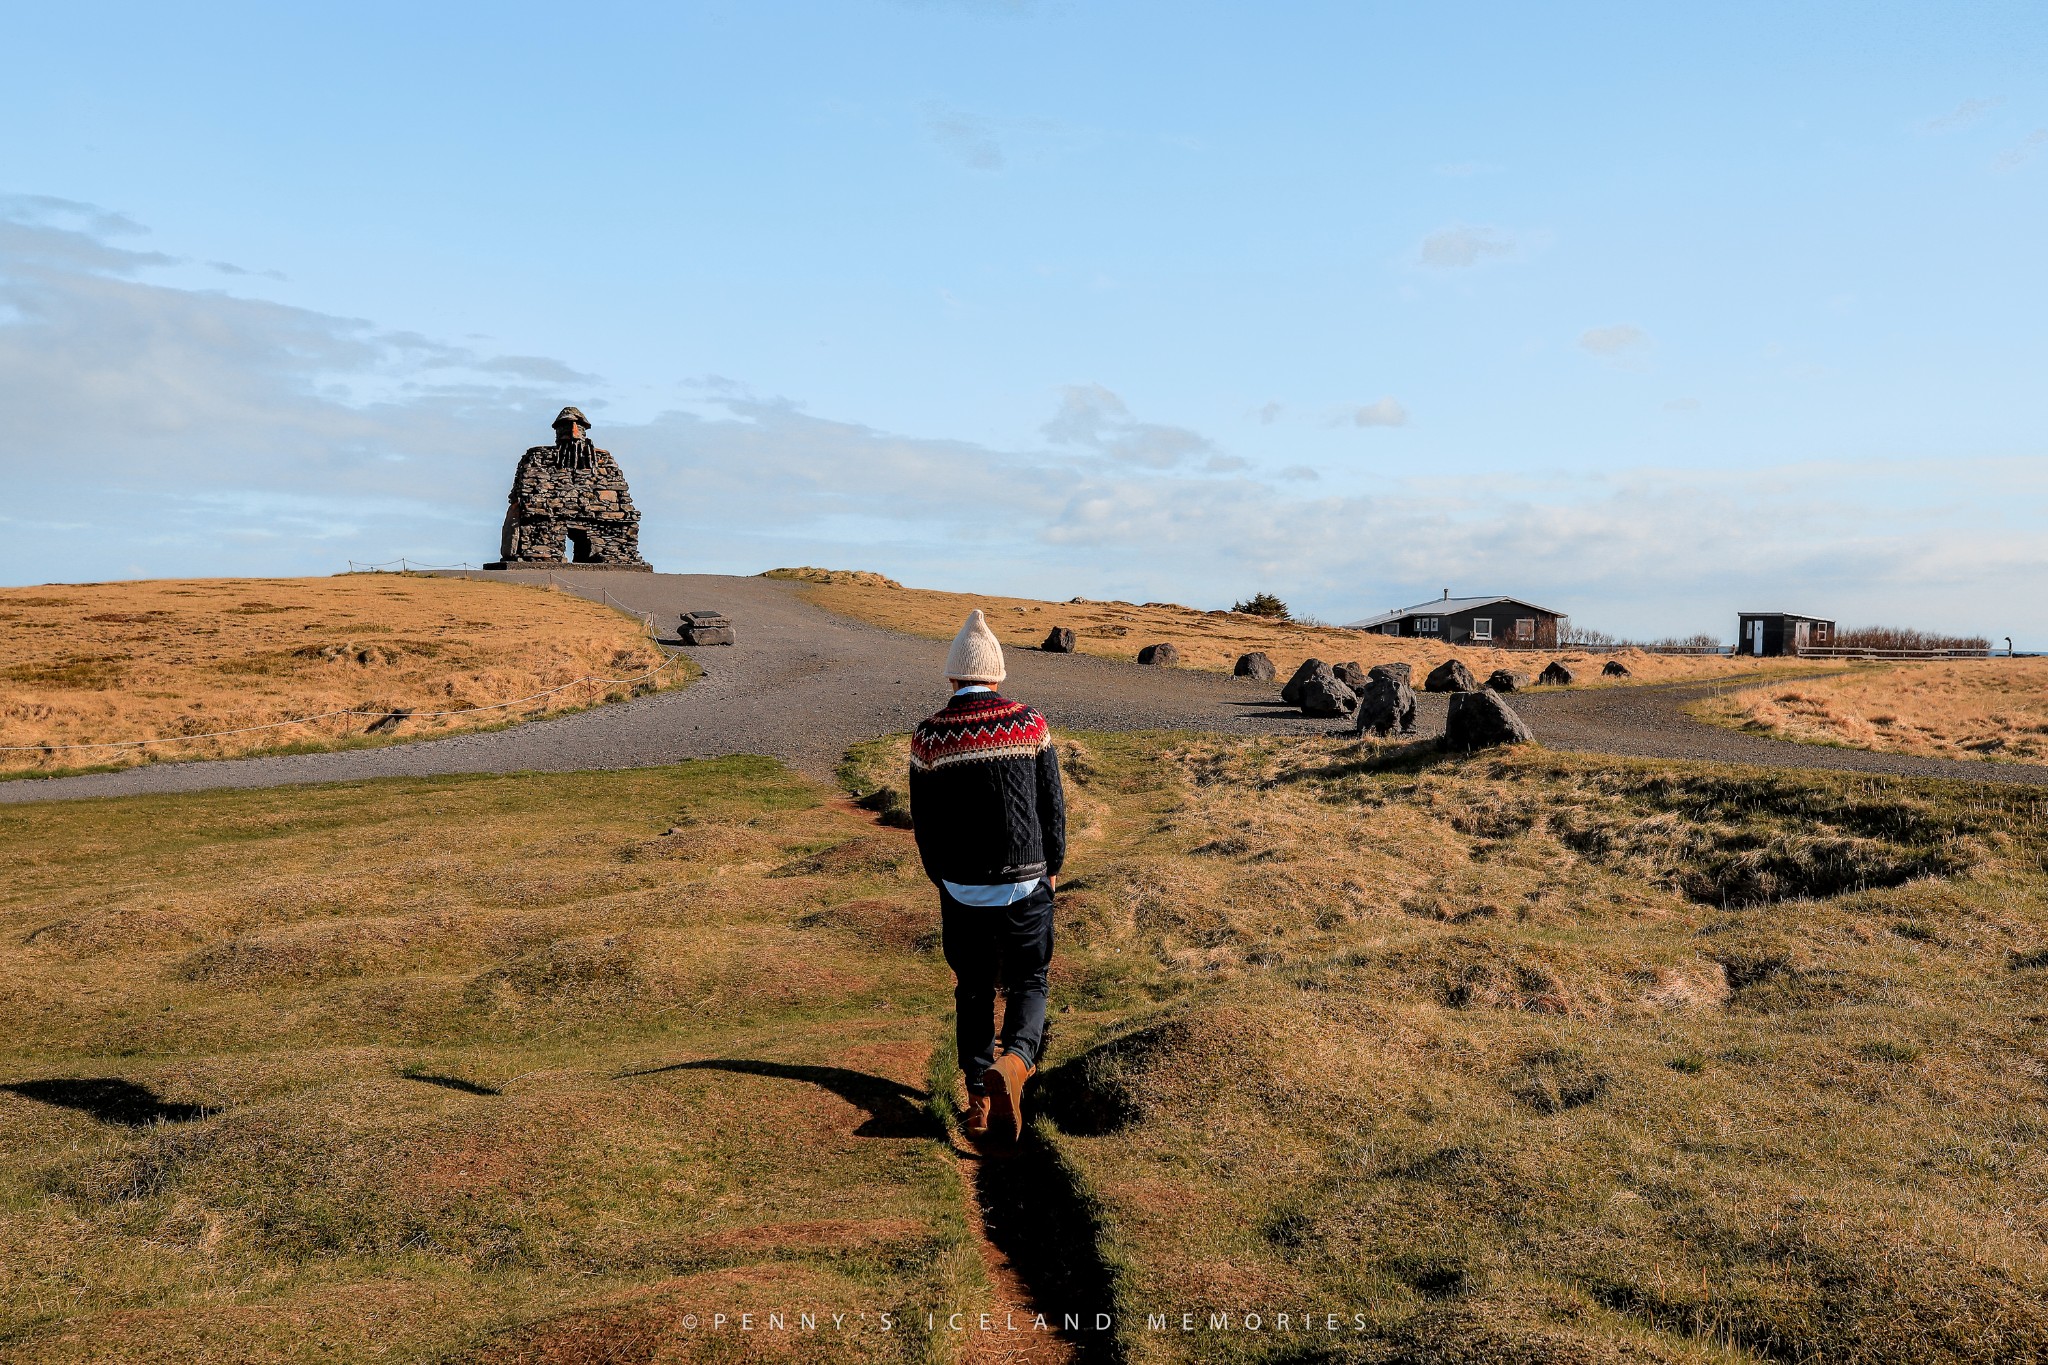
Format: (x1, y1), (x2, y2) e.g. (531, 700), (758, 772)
(5, 572), (2044, 804)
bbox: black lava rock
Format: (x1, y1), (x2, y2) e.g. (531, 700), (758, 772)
(1299, 674), (1359, 717)
(1282, 658), (1334, 706)
(1234, 651), (1277, 681)
(1425, 659), (1479, 693)
(1442, 690), (1534, 750)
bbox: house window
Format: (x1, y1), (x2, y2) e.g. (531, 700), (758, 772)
(1417, 617), (1439, 633)
(1516, 618), (1535, 641)
(1815, 624), (1828, 641)
(1472, 618), (1492, 641)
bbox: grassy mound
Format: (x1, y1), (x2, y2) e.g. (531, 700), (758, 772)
(1695, 659), (2048, 764)
(1029, 736), (2048, 1363)
(0, 575), (688, 776)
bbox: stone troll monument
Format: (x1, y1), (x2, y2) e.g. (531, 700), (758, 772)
(486, 407), (652, 571)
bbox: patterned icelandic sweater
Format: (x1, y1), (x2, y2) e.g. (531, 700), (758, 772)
(907, 692), (1066, 888)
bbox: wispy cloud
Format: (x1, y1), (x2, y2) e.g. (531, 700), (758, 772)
(1580, 324), (1650, 356)
(1257, 401), (1283, 425)
(1995, 127), (2048, 169)
(1925, 97), (2001, 132)
(1042, 383), (1241, 468)
(1418, 225), (1515, 269)
(208, 259), (288, 281)
(1336, 398), (1408, 428)
(924, 102), (1004, 170)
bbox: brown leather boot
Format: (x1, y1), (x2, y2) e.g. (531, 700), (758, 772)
(982, 1052), (1034, 1144)
(961, 1091), (991, 1142)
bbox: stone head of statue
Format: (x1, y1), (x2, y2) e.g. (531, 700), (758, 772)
(552, 406), (591, 443)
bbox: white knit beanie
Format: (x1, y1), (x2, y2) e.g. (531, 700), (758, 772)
(945, 610), (1006, 684)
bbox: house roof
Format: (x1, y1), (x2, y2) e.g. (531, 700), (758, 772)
(1344, 595), (1566, 630)
(1739, 611), (1832, 621)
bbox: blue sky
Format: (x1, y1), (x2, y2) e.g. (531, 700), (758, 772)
(3, 1), (2044, 642)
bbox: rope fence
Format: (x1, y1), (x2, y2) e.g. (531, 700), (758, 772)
(349, 560), (665, 643)
(346, 558), (485, 572)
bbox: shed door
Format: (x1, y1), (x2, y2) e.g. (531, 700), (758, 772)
(1751, 620), (1764, 655)
(1795, 621), (1811, 652)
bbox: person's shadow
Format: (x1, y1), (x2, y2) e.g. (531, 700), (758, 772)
(622, 1059), (937, 1138)
(2, 1078), (212, 1126)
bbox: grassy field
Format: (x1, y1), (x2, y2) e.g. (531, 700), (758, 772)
(0, 576), (683, 777)
(7, 737), (2046, 1363)
(763, 569), (1808, 688)
(850, 731), (2048, 1364)
(0, 761), (981, 1364)
(1697, 659), (2048, 764)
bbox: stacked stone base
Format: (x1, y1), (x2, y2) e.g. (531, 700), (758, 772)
(484, 560), (654, 573)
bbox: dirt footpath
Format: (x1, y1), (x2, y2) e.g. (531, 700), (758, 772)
(5, 571), (2044, 805)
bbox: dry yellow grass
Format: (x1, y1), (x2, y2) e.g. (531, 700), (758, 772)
(1701, 659), (2048, 763)
(766, 568), (1810, 686)
(1002, 734), (2048, 1364)
(0, 575), (683, 775)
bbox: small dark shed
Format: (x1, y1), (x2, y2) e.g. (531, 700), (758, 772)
(1347, 592), (1566, 649)
(1737, 612), (1835, 657)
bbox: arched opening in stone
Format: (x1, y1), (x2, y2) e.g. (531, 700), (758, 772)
(566, 528), (594, 563)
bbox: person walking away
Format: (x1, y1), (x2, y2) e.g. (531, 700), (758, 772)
(909, 610), (1066, 1144)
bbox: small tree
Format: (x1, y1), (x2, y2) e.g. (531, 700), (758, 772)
(1233, 592), (1291, 620)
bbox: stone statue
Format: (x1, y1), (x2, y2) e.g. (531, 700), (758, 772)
(486, 407), (652, 571)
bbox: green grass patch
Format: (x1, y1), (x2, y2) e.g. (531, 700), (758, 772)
(0, 757), (978, 1362)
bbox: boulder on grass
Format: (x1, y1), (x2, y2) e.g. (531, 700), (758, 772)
(1333, 661), (1369, 689)
(1354, 673), (1417, 736)
(1299, 674), (1359, 718)
(1042, 627), (1077, 653)
(1137, 643), (1180, 667)
(1443, 690), (1534, 750)
(1486, 669), (1532, 693)
(1537, 661), (1575, 686)
(1234, 651), (1277, 681)
(1425, 659), (1479, 693)
(1602, 660), (1631, 678)
(1368, 662), (1414, 687)
(1282, 658), (1334, 706)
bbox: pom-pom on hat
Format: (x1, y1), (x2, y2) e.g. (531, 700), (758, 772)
(945, 610), (1006, 684)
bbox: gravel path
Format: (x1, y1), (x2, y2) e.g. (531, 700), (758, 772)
(6, 572), (2044, 805)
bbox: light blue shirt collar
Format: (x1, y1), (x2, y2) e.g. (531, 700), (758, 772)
(952, 684), (996, 696)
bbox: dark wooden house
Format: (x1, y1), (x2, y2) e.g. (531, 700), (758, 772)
(1347, 593), (1567, 648)
(1737, 611), (1835, 657)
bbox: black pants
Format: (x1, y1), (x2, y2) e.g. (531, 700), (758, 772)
(940, 881), (1055, 1089)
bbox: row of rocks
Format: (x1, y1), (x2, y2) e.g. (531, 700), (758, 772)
(1273, 658), (1420, 735)
(1271, 654), (1539, 750)
(1030, 627), (1545, 751)
(1424, 656), (1629, 693)
(1041, 626), (1184, 667)
(1036, 628), (1631, 696)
